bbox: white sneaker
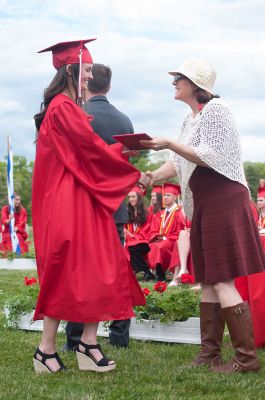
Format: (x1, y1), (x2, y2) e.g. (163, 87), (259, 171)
(167, 280), (179, 287)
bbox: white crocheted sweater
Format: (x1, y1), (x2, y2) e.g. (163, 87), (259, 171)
(170, 98), (248, 220)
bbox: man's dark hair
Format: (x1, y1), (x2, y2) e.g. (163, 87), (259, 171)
(88, 63), (112, 93)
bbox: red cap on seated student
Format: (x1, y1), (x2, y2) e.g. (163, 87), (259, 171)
(151, 185), (162, 194)
(163, 183), (181, 195)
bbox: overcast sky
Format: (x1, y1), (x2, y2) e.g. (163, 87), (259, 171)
(0, 0), (264, 162)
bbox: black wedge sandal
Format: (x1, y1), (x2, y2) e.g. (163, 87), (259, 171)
(76, 341), (116, 372)
(33, 347), (66, 374)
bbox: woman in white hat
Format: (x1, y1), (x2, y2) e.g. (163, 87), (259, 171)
(141, 58), (265, 373)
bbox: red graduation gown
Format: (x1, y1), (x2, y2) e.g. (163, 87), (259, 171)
(32, 94), (145, 322)
(125, 213), (153, 247)
(235, 206), (265, 347)
(1, 205), (29, 253)
(147, 206), (184, 271)
(124, 213), (153, 262)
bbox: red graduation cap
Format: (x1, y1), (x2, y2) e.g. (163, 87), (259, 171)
(129, 186), (144, 195)
(163, 182), (181, 196)
(151, 185), (162, 194)
(38, 39), (96, 70)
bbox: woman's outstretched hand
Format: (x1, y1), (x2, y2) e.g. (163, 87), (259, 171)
(121, 146), (139, 157)
(140, 138), (170, 151)
(145, 170), (154, 185)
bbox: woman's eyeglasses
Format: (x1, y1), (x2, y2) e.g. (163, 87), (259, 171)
(173, 74), (185, 82)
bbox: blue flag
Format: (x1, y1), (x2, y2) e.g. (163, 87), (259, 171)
(7, 136), (21, 255)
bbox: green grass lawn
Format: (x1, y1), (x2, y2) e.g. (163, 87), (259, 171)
(1, 270), (265, 400)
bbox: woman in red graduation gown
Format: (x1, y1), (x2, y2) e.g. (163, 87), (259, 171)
(1, 194), (29, 254)
(124, 186), (155, 281)
(32, 39), (145, 374)
(148, 185), (163, 216)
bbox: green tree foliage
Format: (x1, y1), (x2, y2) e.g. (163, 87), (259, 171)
(244, 162), (265, 199)
(0, 156), (34, 223)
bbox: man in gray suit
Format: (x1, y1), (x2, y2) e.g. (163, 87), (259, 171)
(64, 64), (135, 350)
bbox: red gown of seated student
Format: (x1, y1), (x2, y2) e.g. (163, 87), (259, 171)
(235, 198), (265, 347)
(147, 204), (184, 271)
(124, 212), (153, 262)
(125, 213), (153, 247)
(168, 215), (194, 275)
(1, 205), (29, 253)
(32, 94), (145, 322)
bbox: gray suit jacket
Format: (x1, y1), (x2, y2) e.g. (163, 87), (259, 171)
(85, 95), (134, 223)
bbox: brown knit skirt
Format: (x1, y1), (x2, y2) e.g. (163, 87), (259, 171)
(189, 166), (265, 284)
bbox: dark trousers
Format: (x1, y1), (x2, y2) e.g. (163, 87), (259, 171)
(129, 243), (150, 274)
(65, 223), (130, 348)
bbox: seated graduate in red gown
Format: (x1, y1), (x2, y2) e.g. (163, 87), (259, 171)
(147, 182), (184, 281)
(148, 185), (164, 216)
(1, 193), (29, 254)
(32, 39), (145, 374)
(124, 186), (155, 281)
(235, 181), (265, 348)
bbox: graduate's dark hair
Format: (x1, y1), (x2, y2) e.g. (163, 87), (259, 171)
(127, 193), (147, 225)
(34, 64), (80, 135)
(153, 192), (163, 214)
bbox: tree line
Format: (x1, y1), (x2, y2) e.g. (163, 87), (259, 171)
(0, 154), (264, 225)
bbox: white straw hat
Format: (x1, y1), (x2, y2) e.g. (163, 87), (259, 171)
(168, 58), (216, 94)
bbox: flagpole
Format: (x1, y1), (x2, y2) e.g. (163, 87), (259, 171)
(6, 136), (21, 255)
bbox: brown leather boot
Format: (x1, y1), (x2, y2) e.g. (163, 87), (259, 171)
(192, 302), (225, 366)
(211, 302), (260, 373)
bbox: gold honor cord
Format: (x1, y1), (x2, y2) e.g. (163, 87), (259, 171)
(159, 206), (180, 235)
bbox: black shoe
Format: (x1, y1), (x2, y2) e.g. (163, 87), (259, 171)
(155, 276), (166, 282)
(33, 347), (66, 373)
(76, 341), (116, 371)
(155, 264), (166, 281)
(144, 271), (155, 281)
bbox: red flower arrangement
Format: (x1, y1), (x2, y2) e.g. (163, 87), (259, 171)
(153, 281), (167, 293)
(179, 274), (195, 285)
(136, 278), (199, 322)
